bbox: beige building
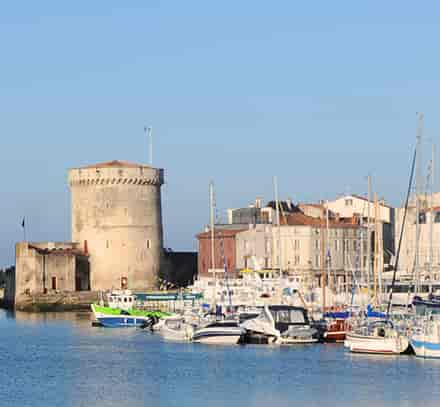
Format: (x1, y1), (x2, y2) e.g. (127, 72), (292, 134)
(12, 242), (89, 306)
(235, 212), (362, 291)
(69, 160), (164, 290)
(395, 193), (440, 282)
(324, 194), (395, 267)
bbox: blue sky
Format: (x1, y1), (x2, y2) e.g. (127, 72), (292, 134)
(1, 1), (440, 267)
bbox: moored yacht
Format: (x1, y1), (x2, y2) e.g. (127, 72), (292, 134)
(153, 315), (194, 342)
(410, 313), (440, 358)
(192, 320), (244, 345)
(344, 319), (410, 354)
(241, 305), (318, 344)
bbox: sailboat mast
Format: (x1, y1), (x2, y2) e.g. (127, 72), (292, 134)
(273, 176), (282, 278)
(367, 175), (372, 302)
(415, 113), (423, 295)
(326, 201), (331, 300)
(209, 181), (216, 309)
(321, 205), (326, 312)
(373, 194), (380, 306)
(429, 144), (435, 293)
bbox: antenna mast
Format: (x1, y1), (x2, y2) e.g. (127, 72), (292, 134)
(144, 126), (153, 166)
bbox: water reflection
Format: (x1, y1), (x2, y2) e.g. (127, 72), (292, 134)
(1, 310), (440, 407)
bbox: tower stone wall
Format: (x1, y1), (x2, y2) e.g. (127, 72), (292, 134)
(68, 161), (164, 291)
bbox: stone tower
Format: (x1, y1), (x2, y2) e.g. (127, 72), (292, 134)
(68, 160), (164, 291)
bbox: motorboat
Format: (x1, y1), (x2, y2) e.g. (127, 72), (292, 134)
(344, 319), (410, 354)
(192, 320), (244, 345)
(91, 290), (170, 328)
(410, 313), (440, 358)
(241, 305), (318, 344)
(153, 315), (194, 342)
(323, 317), (347, 342)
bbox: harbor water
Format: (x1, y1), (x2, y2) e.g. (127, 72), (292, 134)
(1, 309), (440, 407)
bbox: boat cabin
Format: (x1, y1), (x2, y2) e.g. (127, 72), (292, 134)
(106, 290), (136, 311)
(268, 306), (310, 332)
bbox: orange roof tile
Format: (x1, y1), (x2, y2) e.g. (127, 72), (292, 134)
(282, 212), (360, 229)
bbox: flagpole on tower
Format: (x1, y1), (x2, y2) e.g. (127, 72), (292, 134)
(144, 126), (153, 166)
(21, 217), (26, 242)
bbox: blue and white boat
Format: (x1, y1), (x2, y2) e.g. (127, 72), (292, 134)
(411, 314), (440, 358)
(192, 320), (244, 345)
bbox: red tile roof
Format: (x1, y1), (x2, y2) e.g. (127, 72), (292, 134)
(282, 212), (360, 229)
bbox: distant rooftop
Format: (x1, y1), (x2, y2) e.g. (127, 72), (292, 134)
(74, 160), (152, 170)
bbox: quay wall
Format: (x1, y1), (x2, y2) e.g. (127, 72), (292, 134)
(13, 291), (100, 312)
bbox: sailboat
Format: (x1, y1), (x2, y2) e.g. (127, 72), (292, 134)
(191, 182), (244, 345)
(410, 313), (440, 358)
(345, 319), (409, 354)
(345, 120), (420, 355)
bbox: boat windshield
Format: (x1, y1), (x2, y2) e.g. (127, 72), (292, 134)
(274, 310), (305, 324)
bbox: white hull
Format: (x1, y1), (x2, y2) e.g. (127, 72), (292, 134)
(192, 325), (243, 345)
(345, 333), (409, 355)
(411, 339), (440, 358)
(152, 316), (193, 342)
(161, 327), (193, 342)
(280, 337), (318, 344)
(410, 316), (440, 358)
(193, 334), (242, 345)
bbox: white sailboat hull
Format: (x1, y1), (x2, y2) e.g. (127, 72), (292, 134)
(345, 333), (409, 354)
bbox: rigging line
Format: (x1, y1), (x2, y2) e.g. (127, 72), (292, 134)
(386, 147), (417, 318)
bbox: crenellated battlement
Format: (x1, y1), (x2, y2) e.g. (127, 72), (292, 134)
(69, 175), (162, 187)
(68, 163), (164, 188)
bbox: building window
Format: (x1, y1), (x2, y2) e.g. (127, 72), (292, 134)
(345, 199), (353, 206)
(418, 212), (427, 224)
(435, 212), (440, 223)
(106, 240), (109, 249)
(315, 240), (320, 250)
(335, 240), (338, 251)
(146, 239), (151, 249)
(51, 276), (57, 290)
(315, 255), (320, 267)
